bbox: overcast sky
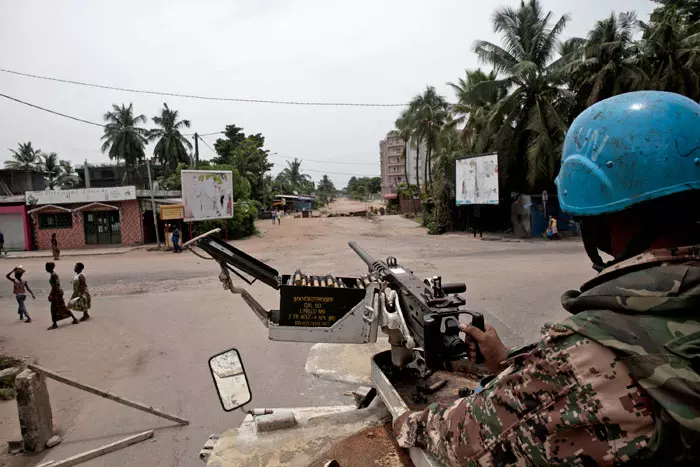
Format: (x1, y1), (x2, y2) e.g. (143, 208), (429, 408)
(0, 0), (654, 188)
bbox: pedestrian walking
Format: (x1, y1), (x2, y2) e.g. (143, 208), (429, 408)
(51, 233), (60, 260)
(6, 266), (34, 322)
(45, 262), (78, 330)
(0, 230), (5, 255)
(68, 262), (91, 321)
(277, 210), (281, 225)
(472, 206), (483, 238)
(172, 226), (182, 253)
(271, 210), (276, 226)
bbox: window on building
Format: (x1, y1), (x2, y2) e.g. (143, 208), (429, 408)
(38, 212), (73, 229)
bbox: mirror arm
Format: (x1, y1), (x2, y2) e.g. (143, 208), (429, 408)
(231, 286), (270, 328)
(246, 408), (274, 416)
(218, 262), (270, 327)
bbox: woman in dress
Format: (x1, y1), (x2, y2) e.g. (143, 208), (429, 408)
(51, 233), (60, 260)
(46, 262), (78, 329)
(68, 262), (91, 321)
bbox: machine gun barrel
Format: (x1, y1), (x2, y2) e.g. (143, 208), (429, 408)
(348, 241), (387, 276)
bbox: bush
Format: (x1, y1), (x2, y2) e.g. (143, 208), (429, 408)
(193, 203), (258, 239)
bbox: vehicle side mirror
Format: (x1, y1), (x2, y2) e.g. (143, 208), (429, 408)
(208, 348), (252, 412)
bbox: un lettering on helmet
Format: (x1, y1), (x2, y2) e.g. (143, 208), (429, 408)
(556, 91), (700, 217)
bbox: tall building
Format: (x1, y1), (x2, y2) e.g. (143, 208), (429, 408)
(379, 131), (406, 200)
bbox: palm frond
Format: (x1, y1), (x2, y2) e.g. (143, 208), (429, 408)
(473, 41), (519, 73)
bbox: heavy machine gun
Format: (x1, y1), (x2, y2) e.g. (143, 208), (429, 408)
(185, 230), (485, 375)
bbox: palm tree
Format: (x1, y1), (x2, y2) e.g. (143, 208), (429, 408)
(472, 0), (572, 190)
(5, 142), (42, 171)
(278, 158), (311, 193)
(563, 12), (646, 106)
(407, 86), (449, 188)
(394, 111), (414, 193)
(148, 103), (193, 174)
(40, 152), (62, 189)
(57, 160), (79, 189)
(448, 69), (508, 151)
(100, 103), (148, 183)
(639, 12), (700, 101)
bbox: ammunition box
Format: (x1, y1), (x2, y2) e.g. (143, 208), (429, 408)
(275, 275), (365, 327)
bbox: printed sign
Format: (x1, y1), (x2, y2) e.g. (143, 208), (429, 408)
(181, 170), (234, 222)
(455, 153), (499, 205)
(160, 204), (184, 220)
(25, 186), (136, 205)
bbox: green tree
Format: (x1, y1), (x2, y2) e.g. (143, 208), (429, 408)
(345, 176), (381, 200)
(40, 152), (62, 189)
(639, 11), (700, 101)
(472, 0), (571, 191)
(277, 158), (312, 193)
(212, 125), (273, 203)
(395, 110), (422, 196)
(650, 0), (700, 25)
(394, 111), (414, 192)
(5, 142), (42, 171)
(407, 86), (449, 189)
(57, 160), (79, 189)
(100, 103), (148, 183)
(149, 103), (192, 174)
(213, 125), (246, 164)
(316, 175), (336, 206)
(427, 126), (463, 234)
(229, 137), (273, 203)
(563, 12), (646, 107)
(448, 69), (507, 151)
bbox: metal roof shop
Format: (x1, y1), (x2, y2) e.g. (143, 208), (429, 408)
(25, 186), (144, 250)
(273, 195), (315, 212)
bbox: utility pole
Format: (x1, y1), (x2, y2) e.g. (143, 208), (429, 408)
(194, 133), (199, 170)
(84, 159), (91, 188)
(146, 159), (161, 248)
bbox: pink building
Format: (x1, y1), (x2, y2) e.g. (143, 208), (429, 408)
(379, 131), (406, 201)
(26, 187), (143, 250)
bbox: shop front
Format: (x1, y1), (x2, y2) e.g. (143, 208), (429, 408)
(25, 187), (143, 250)
(0, 204), (31, 251)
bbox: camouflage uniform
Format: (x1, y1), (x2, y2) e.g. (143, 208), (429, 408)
(394, 245), (700, 466)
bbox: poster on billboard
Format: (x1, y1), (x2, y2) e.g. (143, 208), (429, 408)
(455, 153), (499, 205)
(181, 170), (234, 222)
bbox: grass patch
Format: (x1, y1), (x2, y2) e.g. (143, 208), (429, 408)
(0, 355), (24, 400)
(0, 357), (22, 371)
(0, 388), (15, 401)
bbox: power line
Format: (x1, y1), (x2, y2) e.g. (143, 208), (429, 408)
(0, 93), (105, 128)
(197, 137), (218, 156)
(0, 92), (380, 176)
(1, 67), (407, 107)
(1, 93), (226, 146)
(268, 153), (378, 166)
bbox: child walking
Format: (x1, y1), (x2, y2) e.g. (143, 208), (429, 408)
(6, 266), (35, 322)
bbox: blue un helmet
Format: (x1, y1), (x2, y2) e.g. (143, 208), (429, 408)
(556, 91), (700, 269)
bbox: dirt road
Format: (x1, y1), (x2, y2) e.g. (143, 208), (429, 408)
(0, 209), (592, 466)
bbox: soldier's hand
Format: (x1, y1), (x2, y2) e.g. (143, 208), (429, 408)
(460, 323), (508, 374)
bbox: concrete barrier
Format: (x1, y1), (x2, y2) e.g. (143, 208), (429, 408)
(15, 369), (53, 452)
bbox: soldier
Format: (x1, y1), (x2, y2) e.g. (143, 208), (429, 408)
(393, 91), (700, 466)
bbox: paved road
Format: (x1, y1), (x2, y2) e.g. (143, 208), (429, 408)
(0, 215), (593, 466)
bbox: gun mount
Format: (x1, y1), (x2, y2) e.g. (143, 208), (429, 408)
(186, 230), (484, 373)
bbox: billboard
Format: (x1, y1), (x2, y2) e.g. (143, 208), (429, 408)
(181, 170), (234, 222)
(25, 186), (136, 205)
(455, 153), (499, 205)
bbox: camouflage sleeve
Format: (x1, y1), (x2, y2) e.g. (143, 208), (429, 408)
(393, 323), (655, 466)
